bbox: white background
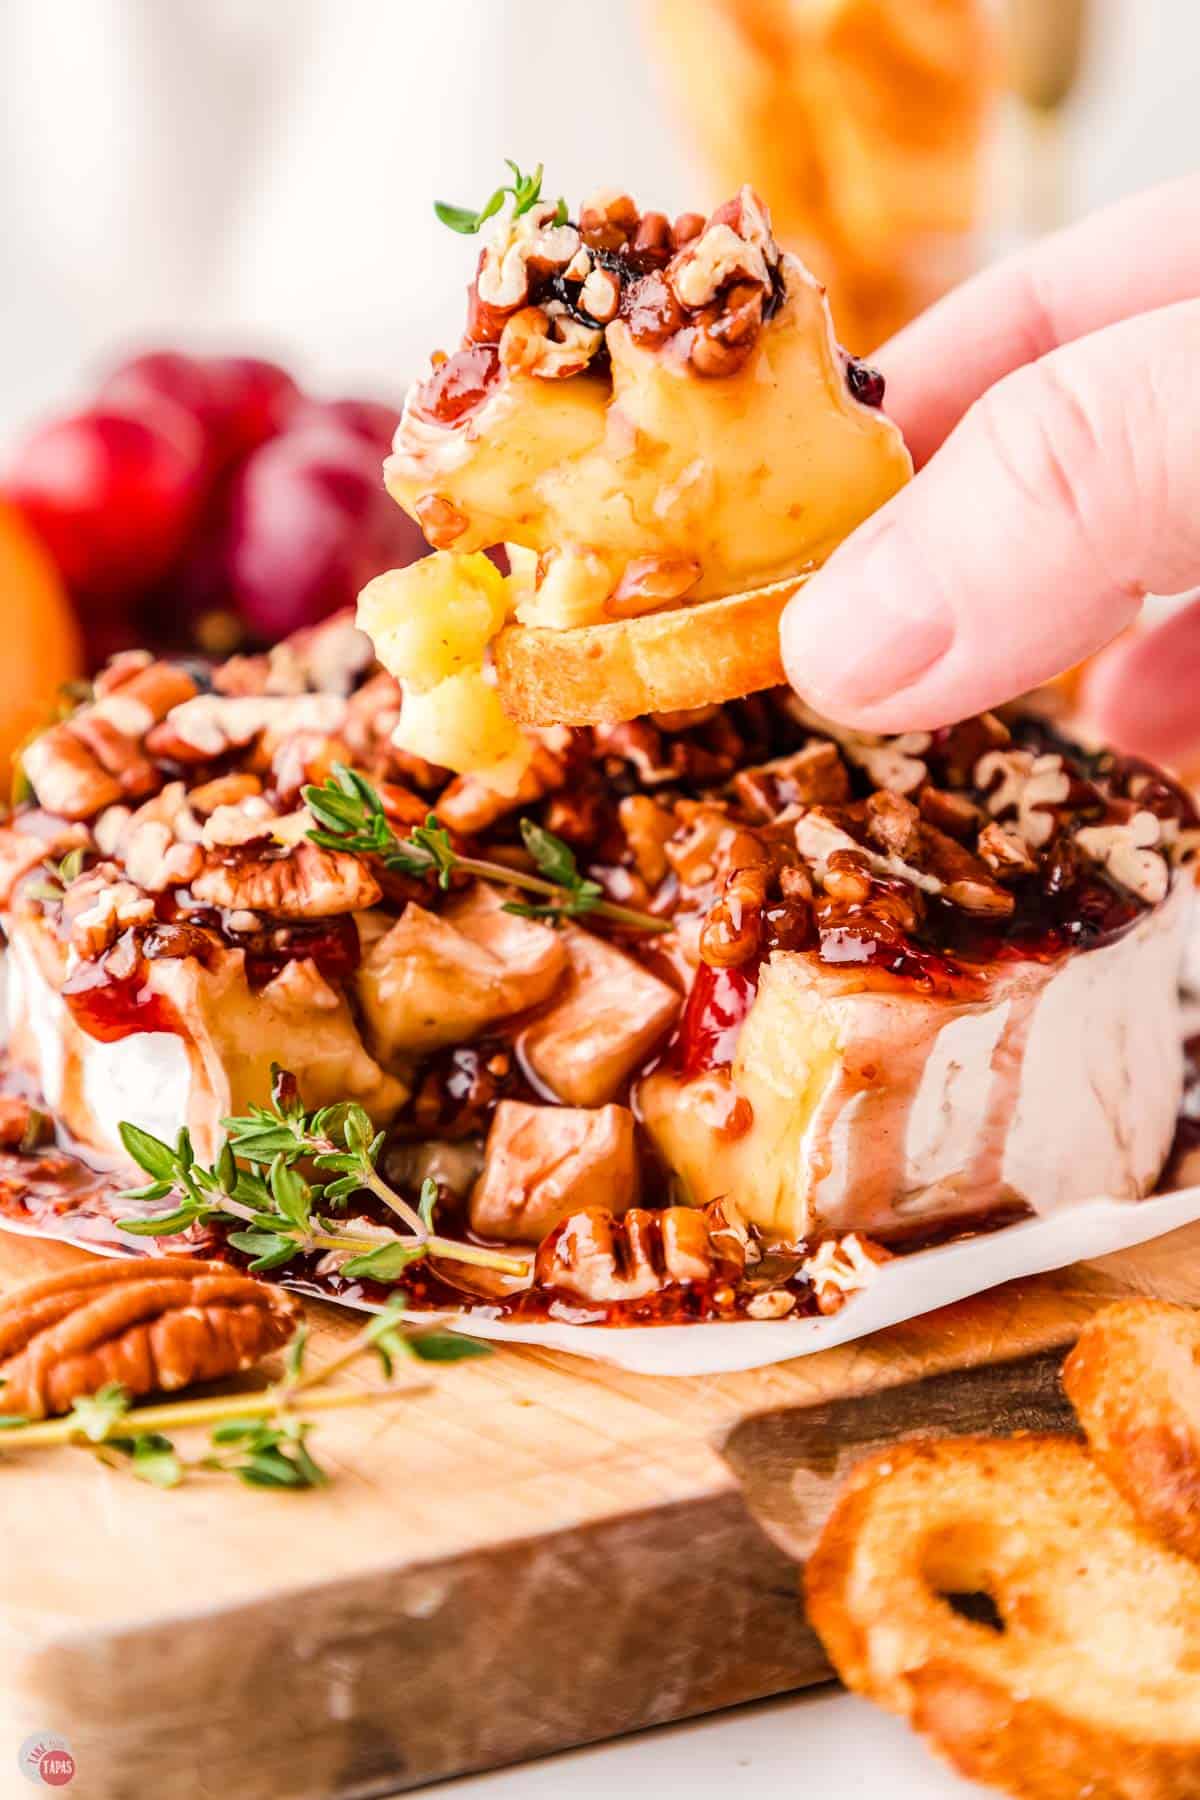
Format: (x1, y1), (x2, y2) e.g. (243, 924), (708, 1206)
(1, 2), (1197, 1795)
(1, 0), (1199, 433)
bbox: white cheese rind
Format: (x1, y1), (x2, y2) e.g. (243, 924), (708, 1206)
(2, 918), (407, 1168)
(5, 930), (194, 1156)
(640, 878), (1192, 1241)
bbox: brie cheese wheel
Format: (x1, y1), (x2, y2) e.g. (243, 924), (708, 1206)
(640, 878), (1192, 1243)
(3, 918), (405, 1168)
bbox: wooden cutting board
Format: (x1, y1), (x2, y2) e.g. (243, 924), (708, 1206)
(2, 1216), (1200, 1800)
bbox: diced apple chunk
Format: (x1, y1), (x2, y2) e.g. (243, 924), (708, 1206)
(356, 884), (565, 1062)
(469, 1100), (640, 1242)
(520, 925), (681, 1106)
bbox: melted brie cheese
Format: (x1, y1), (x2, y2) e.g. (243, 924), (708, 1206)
(385, 262), (911, 624)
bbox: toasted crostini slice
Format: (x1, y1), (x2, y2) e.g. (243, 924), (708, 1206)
(1064, 1299), (1200, 1567)
(492, 575), (806, 726)
(806, 1436), (1200, 1800)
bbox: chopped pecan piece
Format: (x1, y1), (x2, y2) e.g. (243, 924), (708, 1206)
(618, 795), (676, 887)
(745, 1289), (797, 1320)
(977, 820), (1037, 879)
(22, 661), (199, 820)
(919, 786), (983, 839)
(865, 791), (1014, 917)
(65, 872), (155, 958)
(0, 1258), (300, 1419)
(699, 844), (775, 968)
(92, 649), (153, 698)
(732, 742), (850, 820)
(534, 1200), (747, 1302)
(1076, 811), (1170, 904)
(785, 699), (930, 796)
(23, 723), (148, 820)
(342, 670), (405, 763)
(802, 1233), (893, 1316)
(935, 711), (1010, 787)
(864, 790), (923, 860)
(269, 731), (354, 808)
(145, 693), (347, 764)
(187, 772), (265, 817)
(976, 750), (1070, 849)
(192, 841), (382, 918)
(919, 828), (1015, 917)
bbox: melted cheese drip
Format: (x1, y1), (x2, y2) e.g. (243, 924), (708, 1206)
(363, 252), (911, 781)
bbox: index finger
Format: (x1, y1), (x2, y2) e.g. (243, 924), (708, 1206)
(876, 174), (1200, 466)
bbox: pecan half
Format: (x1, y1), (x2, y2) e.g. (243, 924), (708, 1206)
(22, 662), (198, 820)
(0, 1259), (300, 1419)
(191, 840), (382, 918)
(534, 1200), (747, 1302)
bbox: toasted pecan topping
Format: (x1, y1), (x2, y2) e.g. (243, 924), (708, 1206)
(22, 662), (198, 821)
(191, 840), (382, 919)
(977, 819), (1037, 878)
(1076, 810), (1170, 904)
(435, 733), (570, 835)
(145, 693), (347, 764)
(802, 1233), (892, 1315)
(0, 1258), (300, 1419)
(976, 749), (1070, 849)
(451, 184), (786, 387)
(534, 1199), (747, 1302)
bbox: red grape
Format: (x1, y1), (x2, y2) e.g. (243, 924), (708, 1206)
(205, 356), (301, 462)
(5, 400), (209, 600)
(223, 426), (426, 639)
(99, 351), (300, 469)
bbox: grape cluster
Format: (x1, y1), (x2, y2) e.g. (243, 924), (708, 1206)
(3, 350), (426, 665)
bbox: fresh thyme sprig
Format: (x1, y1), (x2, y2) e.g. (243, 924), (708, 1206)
(0, 1297), (487, 1489)
(23, 845), (86, 904)
(115, 1065), (528, 1281)
(434, 159), (566, 236)
(304, 764), (670, 934)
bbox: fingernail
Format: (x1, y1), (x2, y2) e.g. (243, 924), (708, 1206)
(781, 519), (954, 712)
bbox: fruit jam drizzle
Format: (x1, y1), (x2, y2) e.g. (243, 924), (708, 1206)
(2, 664), (1195, 1327)
(0, 1034), (1196, 1328)
(0, 1096), (817, 1326)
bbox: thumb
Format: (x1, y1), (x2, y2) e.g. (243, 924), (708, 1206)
(781, 300), (1200, 732)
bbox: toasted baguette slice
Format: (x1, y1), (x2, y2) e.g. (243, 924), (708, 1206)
(806, 1436), (1200, 1800)
(1064, 1299), (1200, 1565)
(493, 575), (807, 727)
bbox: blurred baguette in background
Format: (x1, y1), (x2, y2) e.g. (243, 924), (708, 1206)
(646, 0), (998, 352)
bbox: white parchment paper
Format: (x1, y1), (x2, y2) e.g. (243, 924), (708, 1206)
(7, 1180), (1199, 1376)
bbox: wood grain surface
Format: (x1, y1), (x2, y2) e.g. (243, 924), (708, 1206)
(2, 1217), (1199, 1800)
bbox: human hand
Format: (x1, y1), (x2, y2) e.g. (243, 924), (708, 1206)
(780, 176), (1200, 767)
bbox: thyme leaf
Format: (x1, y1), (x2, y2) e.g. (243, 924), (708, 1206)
(434, 160), (563, 235)
(115, 1070), (529, 1281)
(303, 765), (670, 934)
